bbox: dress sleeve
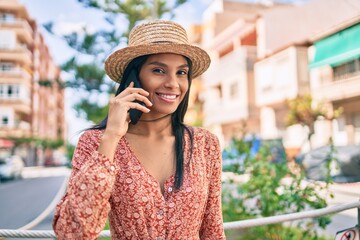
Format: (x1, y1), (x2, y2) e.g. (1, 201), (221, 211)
(52, 130), (119, 240)
(199, 132), (226, 239)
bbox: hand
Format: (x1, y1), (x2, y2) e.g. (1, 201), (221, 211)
(104, 82), (152, 138)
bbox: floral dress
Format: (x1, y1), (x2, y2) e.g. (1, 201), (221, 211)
(53, 127), (226, 240)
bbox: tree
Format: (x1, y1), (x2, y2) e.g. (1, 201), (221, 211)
(286, 95), (343, 149)
(44, 0), (188, 123)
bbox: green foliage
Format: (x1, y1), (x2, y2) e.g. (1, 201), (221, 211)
(43, 0), (188, 124)
(7, 137), (64, 150)
(65, 143), (76, 168)
(222, 137), (333, 240)
(38, 79), (53, 87)
(74, 99), (109, 123)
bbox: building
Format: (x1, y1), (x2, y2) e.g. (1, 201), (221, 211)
(198, 0), (360, 155)
(199, 0), (286, 145)
(0, 0), (65, 165)
(254, 0), (360, 153)
(309, 18), (360, 146)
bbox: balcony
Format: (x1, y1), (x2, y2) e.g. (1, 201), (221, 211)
(0, 121), (31, 139)
(0, 68), (32, 85)
(203, 97), (250, 126)
(203, 47), (256, 87)
(312, 74), (360, 101)
(254, 47), (308, 106)
(0, 44), (32, 65)
(0, 19), (33, 43)
(0, 98), (31, 115)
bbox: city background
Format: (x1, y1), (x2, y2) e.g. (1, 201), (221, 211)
(0, 0), (359, 239)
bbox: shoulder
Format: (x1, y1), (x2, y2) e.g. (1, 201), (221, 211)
(77, 129), (104, 144)
(72, 129), (104, 169)
(186, 126), (221, 155)
(189, 126), (220, 145)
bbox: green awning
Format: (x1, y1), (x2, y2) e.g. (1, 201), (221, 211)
(309, 23), (360, 68)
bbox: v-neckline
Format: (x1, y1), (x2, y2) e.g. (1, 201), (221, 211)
(122, 136), (175, 198)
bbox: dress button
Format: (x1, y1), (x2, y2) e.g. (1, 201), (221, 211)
(168, 187), (173, 193)
(158, 209), (164, 215)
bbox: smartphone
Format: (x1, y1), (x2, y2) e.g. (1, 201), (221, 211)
(125, 69), (145, 125)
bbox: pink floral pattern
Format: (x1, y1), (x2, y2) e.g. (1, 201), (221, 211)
(53, 127), (225, 239)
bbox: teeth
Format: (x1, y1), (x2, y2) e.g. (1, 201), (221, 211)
(158, 94), (176, 99)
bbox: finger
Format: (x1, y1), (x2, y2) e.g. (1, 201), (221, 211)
(124, 92), (152, 107)
(128, 102), (151, 113)
(126, 113), (131, 123)
(124, 86), (149, 96)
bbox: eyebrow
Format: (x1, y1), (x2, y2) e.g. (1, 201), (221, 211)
(148, 61), (189, 69)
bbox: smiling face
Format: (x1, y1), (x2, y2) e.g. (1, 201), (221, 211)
(138, 53), (190, 118)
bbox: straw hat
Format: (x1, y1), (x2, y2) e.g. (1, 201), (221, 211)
(104, 20), (211, 83)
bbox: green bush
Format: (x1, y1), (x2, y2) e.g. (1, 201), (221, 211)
(222, 137), (333, 240)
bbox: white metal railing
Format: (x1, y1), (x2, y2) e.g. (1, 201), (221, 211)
(0, 200), (359, 238)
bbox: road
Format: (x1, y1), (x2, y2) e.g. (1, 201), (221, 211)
(0, 167), (69, 230)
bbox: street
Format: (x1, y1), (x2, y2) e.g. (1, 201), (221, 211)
(0, 168), (69, 230)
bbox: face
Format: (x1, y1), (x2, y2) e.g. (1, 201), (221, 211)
(139, 53), (190, 117)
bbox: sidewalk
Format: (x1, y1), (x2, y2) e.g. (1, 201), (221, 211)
(22, 166), (71, 179)
(330, 182), (360, 197)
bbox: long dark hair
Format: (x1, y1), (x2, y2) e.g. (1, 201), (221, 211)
(89, 55), (193, 189)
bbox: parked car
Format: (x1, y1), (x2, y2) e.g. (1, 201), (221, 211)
(0, 155), (24, 181)
(295, 145), (360, 183)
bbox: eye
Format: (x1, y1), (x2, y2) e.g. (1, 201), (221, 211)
(153, 68), (165, 74)
(177, 69), (188, 75)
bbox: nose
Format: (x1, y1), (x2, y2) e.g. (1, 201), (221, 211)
(164, 73), (179, 89)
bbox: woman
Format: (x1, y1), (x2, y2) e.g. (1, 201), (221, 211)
(53, 20), (225, 239)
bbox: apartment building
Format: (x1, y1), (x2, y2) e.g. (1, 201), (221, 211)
(199, 0), (286, 144)
(0, 0), (65, 166)
(198, 0), (360, 155)
(309, 18), (360, 146)
(254, 0), (360, 153)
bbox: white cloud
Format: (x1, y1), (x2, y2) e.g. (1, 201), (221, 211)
(54, 21), (87, 35)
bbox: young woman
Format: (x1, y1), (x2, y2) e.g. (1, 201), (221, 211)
(53, 20), (225, 240)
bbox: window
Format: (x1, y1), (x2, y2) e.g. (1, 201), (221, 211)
(333, 58), (360, 80)
(0, 63), (14, 72)
(337, 116), (346, 132)
(0, 84), (20, 99)
(0, 85), (4, 98)
(1, 116), (9, 126)
(352, 112), (360, 129)
(0, 13), (15, 23)
(229, 81), (239, 98)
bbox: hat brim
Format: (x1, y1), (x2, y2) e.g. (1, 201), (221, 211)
(105, 43), (211, 83)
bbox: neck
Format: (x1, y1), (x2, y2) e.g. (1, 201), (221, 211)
(127, 114), (173, 137)
(138, 114), (171, 122)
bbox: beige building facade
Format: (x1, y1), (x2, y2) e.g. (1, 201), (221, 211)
(198, 0), (360, 154)
(309, 18), (360, 147)
(199, 0), (282, 145)
(254, 0), (360, 152)
(0, 0), (65, 165)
